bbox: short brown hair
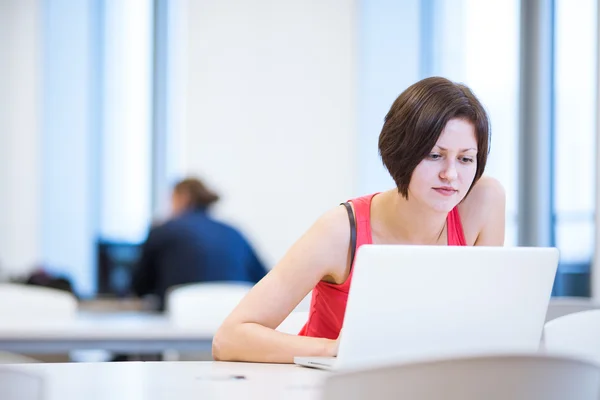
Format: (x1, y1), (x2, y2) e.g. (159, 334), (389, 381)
(378, 76), (490, 199)
(174, 177), (220, 210)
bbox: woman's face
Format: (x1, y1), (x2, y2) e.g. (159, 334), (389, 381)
(407, 118), (478, 213)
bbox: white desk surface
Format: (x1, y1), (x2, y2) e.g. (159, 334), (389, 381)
(0, 361), (328, 400)
(0, 312), (214, 353)
(4, 295), (588, 355)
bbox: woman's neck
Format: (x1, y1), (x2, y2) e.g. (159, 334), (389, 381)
(372, 189), (448, 245)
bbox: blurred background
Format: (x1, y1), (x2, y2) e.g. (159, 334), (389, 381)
(0, 0), (597, 301)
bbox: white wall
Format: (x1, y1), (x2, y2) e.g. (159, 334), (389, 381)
(357, 0), (421, 195)
(0, 0), (41, 278)
(184, 0), (358, 267)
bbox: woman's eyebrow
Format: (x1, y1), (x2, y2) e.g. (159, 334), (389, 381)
(434, 145), (478, 152)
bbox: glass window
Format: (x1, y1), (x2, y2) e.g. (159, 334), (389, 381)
(553, 0), (597, 270)
(429, 0), (520, 245)
(100, 0), (154, 243)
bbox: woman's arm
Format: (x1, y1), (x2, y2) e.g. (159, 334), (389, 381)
(212, 205), (352, 363)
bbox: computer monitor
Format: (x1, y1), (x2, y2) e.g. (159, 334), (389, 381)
(96, 239), (142, 297)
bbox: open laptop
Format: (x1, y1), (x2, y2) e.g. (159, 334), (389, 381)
(294, 245), (559, 371)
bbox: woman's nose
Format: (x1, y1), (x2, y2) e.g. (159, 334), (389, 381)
(440, 161), (458, 181)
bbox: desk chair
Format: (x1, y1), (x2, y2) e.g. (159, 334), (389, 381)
(0, 283), (77, 323)
(274, 290), (311, 334)
(545, 297), (600, 322)
(544, 309), (600, 364)
(321, 354), (600, 400)
(166, 282), (253, 329)
(0, 283), (77, 362)
(164, 282), (253, 360)
(276, 311), (309, 335)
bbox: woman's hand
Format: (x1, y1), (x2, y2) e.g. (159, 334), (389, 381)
(328, 330), (342, 357)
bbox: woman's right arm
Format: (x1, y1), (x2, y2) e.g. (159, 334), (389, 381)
(212, 205), (352, 363)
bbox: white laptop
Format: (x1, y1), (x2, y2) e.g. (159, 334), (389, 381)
(294, 245), (559, 371)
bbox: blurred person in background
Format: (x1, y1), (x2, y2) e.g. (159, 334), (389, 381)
(131, 177), (267, 310)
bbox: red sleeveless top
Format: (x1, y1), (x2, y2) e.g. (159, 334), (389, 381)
(298, 193), (467, 339)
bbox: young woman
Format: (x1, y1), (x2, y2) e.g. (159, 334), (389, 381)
(212, 76), (506, 363)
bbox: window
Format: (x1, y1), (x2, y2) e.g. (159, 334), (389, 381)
(553, 0), (597, 294)
(428, 0), (520, 245)
(99, 0), (154, 243)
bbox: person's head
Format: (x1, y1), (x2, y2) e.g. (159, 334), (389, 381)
(171, 177), (220, 215)
(378, 76), (490, 213)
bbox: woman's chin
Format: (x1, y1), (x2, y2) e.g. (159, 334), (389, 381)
(426, 198), (461, 214)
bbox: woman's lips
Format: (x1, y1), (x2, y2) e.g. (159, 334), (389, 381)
(433, 187), (457, 196)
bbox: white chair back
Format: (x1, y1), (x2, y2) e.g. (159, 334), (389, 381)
(275, 291), (312, 334)
(545, 297), (600, 322)
(165, 282), (253, 331)
(0, 283), (77, 324)
(276, 311), (309, 334)
(321, 354), (600, 400)
(544, 309), (600, 364)
(293, 291), (312, 312)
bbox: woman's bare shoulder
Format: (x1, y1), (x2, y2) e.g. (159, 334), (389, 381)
(309, 204), (353, 246)
(283, 203), (353, 283)
(458, 176), (506, 244)
(464, 176), (505, 206)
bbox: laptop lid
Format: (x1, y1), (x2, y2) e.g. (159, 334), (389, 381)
(335, 245), (559, 370)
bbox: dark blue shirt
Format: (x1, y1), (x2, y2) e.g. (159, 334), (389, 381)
(131, 210), (267, 309)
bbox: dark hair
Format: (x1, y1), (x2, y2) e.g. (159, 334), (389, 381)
(174, 178), (220, 210)
(378, 76), (490, 199)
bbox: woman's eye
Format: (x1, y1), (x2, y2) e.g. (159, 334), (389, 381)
(461, 157), (474, 163)
(428, 153), (441, 160)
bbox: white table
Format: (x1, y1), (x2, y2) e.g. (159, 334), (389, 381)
(0, 312), (214, 354)
(0, 361), (329, 400)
